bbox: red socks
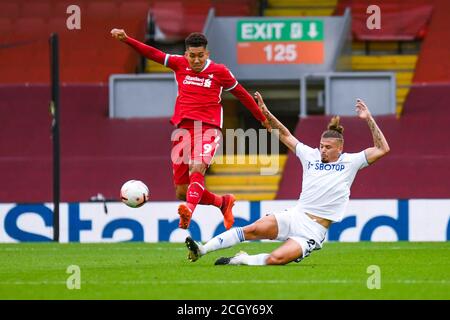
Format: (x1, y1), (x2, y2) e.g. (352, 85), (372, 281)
(186, 172), (223, 212)
(186, 172), (205, 213)
(200, 189), (223, 208)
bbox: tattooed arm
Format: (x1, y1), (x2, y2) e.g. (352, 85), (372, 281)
(355, 99), (390, 164)
(254, 92), (300, 153)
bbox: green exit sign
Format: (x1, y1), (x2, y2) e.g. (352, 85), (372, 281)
(237, 20), (324, 42)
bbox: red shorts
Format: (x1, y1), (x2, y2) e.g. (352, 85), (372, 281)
(171, 120), (221, 185)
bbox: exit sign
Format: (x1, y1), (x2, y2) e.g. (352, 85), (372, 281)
(237, 20), (325, 64)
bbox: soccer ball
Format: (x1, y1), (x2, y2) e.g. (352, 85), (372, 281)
(120, 180), (149, 208)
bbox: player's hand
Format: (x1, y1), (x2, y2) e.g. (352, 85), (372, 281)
(254, 92), (272, 132)
(254, 91), (269, 115)
(355, 98), (371, 120)
(111, 28), (127, 41)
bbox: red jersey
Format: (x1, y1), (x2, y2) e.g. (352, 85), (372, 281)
(124, 37), (266, 128)
(165, 55), (237, 128)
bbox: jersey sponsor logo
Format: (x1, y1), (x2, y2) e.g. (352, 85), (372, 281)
(308, 161), (345, 172)
(183, 75), (212, 88)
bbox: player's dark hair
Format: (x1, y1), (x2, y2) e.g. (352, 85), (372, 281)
(322, 116), (344, 141)
(185, 32), (208, 49)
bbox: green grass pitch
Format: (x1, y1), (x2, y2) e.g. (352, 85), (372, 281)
(0, 242), (449, 299)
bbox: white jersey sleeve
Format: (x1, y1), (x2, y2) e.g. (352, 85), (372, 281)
(295, 142), (316, 164)
(347, 151), (369, 170)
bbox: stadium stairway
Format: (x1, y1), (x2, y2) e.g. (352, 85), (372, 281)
(205, 154), (287, 201)
(351, 55), (418, 116)
(277, 83), (450, 200)
(263, 0), (338, 17)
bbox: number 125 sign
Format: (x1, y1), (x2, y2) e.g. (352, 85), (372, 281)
(236, 20), (324, 64)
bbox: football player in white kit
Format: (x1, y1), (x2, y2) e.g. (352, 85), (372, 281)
(185, 92), (390, 265)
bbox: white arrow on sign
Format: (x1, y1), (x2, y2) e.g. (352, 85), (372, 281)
(308, 22), (319, 39)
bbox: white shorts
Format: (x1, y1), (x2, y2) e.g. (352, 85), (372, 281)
(270, 206), (328, 262)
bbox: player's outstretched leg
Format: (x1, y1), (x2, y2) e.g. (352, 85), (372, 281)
(185, 227), (245, 262)
(185, 236), (204, 262)
(215, 252), (269, 266)
(220, 194), (236, 230)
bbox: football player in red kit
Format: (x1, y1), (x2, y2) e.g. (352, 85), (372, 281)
(111, 29), (270, 230)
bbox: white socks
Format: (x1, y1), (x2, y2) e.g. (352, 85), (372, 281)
(199, 227), (270, 266)
(231, 253), (269, 266)
(202, 227), (245, 254)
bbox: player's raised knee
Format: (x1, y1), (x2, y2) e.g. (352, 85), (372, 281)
(175, 186), (187, 201)
(243, 224), (258, 239)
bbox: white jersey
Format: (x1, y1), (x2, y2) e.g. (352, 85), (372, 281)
(295, 142), (369, 222)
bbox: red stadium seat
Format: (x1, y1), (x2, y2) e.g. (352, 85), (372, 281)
(214, 0), (257, 16)
(20, 1), (52, 19)
(0, 3), (20, 19)
(1, 0), (153, 83)
(48, 17), (69, 33)
(14, 17), (48, 38)
(118, 1), (151, 19)
(51, 1), (88, 20)
(87, 2), (119, 19)
(0, 18), (13, 35)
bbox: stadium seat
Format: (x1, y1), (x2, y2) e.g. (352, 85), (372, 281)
(20, 1), (52, 19)
(214, 0), (257, 16)
(14, 17), (48, 38)
(47, 17), (69, 33)
(264, 0), (337, 17)
(87, 2), (119, 19)
(0, 3), (20, 19)
(335, 0), (433, 41)
(0, 18), (13, 37)
(51, 1), (88, 20)
(118, 1), (151, 19)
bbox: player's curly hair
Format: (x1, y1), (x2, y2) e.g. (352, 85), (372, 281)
(322, 116), (344, 141)
(185, 32), (208, 48)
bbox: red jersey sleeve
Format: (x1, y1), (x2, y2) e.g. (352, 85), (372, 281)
(217, 65), (239, 91)
(164, 54), (185, 71)
(230, 84), (267, 122)
(217, 65), (266, 122)
(124, 37), (185, 71)
(124, 36), (166, 65)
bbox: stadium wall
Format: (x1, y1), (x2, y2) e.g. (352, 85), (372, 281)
(1, 199), (449, 243)
(0, 84), (177, 203)
(277, 84), (450, 199)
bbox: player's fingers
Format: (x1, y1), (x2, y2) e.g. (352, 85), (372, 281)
(254, 92), (264, 104)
